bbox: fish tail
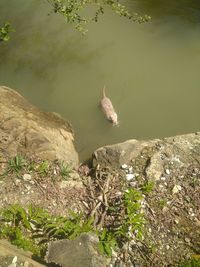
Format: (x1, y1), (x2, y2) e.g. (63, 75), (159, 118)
(102, 85), (106, 98)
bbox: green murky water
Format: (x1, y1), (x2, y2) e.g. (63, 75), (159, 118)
(0, 0), (200, 160)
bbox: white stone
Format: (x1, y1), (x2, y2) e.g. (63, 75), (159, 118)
(128, 166), (133, 173)
(165, 169), (170, 175)
(126, 173), (134, 181)
(30, 222), (37, 230)
(160, 176), (166, 181)
(15, 179), (21, 185)
(172, 185), (182, 194)
(23, 173), (31, 181)
(121, 164), (128, 169)
(175, 219), (179, 224)
(12, 256), (17, 264)
(97, 195), (103, 202)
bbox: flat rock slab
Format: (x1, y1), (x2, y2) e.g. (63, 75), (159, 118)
(93, 132), (200, 180)
(46, 233), (106, 267)
(0, 86), (78, 167)
(0, 240), (46, 267)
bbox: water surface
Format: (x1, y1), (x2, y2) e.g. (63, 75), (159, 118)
(0, 0), (200, 160)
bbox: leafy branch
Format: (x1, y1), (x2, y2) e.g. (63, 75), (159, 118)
(46, 0), (151, 33)
(0, 22), (11, 42)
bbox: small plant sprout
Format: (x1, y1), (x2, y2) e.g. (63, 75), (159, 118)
(38, 160), (49, 175)
(60, 162), (72, 179)
(8, 155), (26, 173)
(141, 181), (155, 194)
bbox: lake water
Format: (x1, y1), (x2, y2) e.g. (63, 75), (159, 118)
(0, 0), (200, 161)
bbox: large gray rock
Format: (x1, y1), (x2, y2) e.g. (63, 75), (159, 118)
(0, 86), (78, 167)
(93, 132), (200, 180)
(93, 133), (200, 266)
(45, 233), (106, 267)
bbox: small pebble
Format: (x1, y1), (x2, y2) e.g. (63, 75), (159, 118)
(121, 164), (128, 169)
(15, 179), (21, 185)
(97, 195), (103, 202)
(163, 206), (169, 213)
(185, 237), (190, 243)
(160, 176), (166, 181)
(172, 185), (181, 194)
(25, 185), (31, 191)
(23, 173), (31, 181)
(128, 166), (133, 173)
(130, 181), (137, 187)
(126, 173), (134, 181)
(166, 245), (170, 250)
(165, 169), (170, 175)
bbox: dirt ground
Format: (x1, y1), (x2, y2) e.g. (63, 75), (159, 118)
(0, 156), (200, 266)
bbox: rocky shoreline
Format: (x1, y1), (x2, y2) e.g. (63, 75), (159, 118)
(0, 86), (199, 267)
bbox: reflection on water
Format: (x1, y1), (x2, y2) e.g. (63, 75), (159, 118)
(0, 0), (200, 160)
(129, 0), (200, 24)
